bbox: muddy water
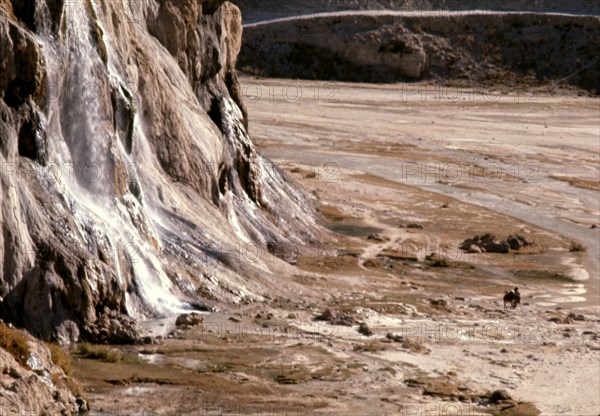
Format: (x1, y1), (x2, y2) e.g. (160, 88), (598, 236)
(327, 222), (383, 237)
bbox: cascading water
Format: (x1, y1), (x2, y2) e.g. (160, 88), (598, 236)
(40, 2), (190, 317)
(1, 0), (322, 342)
(60, 4), (111, 195)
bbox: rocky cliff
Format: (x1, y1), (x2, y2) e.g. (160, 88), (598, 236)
(0, 0), (320, 343)
(239, 12), (600, 92)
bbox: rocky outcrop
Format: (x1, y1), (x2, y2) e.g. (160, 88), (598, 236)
(239, 12), (600, 92)
(85, 307), (144, 345)
(0, 324), (82, 414)
(175, 312), (204, 328)
(460, 233), (541, 254)
(0, 0), (322, 343)
(314, 308), (355, 326)
(460, 234), (510, 254)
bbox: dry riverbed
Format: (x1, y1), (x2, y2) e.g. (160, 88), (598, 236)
(72, 79), (600, 415)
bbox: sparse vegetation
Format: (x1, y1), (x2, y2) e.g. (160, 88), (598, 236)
(431, 258), (450, 267)
(47, 343), (73, 376)
(0, 323), (30, 366)
(77, 342), (123, 363)
(52, 372), (83, 397)
(569, 241), (586, 252)
(274, 364), (313, 384)
(353, 341), (388, 353)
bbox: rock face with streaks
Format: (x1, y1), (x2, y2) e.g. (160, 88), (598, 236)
(0, 0), (321, 343)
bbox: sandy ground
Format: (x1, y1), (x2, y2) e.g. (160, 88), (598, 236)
(242, 77), (600, 414)
(73, 79), (600, 415)
(243, 77), (600, 308)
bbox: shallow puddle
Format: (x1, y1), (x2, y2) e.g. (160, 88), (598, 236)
(326, 222), (383, 237)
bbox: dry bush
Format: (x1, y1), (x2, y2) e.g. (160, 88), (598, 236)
(77, 342), (123, 363)
(0, 323), (30, 366)
(569, 241), (586, 252)
(47, 343), (73, 376)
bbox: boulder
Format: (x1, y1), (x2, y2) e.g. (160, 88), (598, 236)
(314, 308), (335, 322)
(507, 234), (533, 250)
(358, 322), (373, 336)
(430, 299), (448, 307)
(486, 241), (510, 253)
(489, 389), (512, 403)
(86, 308), (143, 344)
(468, 244), (482, 253)
(567, 312), (585, 321)
(314, 309), (355, 326)
(386, 332), (403, 342)
(460, 234), (530, 253)
(547, 312), (573, 324)
(367, 233), (390, 242)
(175, 313), (204, 328)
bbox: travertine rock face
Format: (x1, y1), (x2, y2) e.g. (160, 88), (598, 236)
(0, 0), (320, 343)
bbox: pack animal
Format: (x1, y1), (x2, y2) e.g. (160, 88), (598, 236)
(503, 287), (520, 310)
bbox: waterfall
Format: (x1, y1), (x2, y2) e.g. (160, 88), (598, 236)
(38, 2), (190, 317)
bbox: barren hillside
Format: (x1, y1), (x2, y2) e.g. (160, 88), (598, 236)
(239, 12), (600, 93)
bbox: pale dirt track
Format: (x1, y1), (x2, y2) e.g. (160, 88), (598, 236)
(244, 10), (600, 28)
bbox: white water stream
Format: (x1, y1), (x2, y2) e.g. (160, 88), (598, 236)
(37, 3), (190, 317)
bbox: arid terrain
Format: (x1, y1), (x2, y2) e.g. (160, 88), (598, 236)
(68, 79), (600, 415)
(1, 1), (599, 415)
(239, 11), (600, 92)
